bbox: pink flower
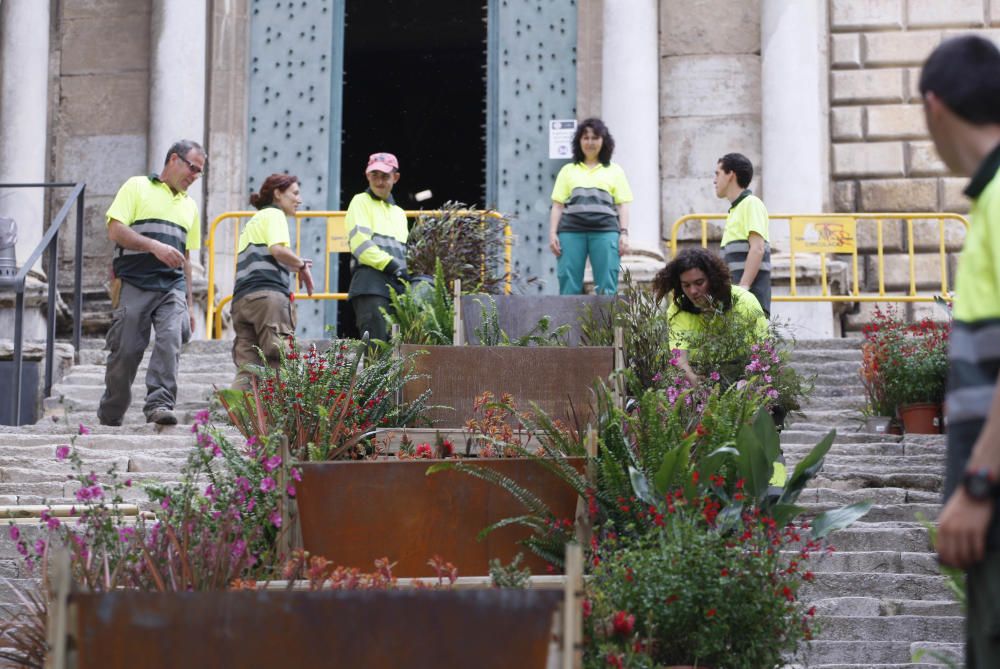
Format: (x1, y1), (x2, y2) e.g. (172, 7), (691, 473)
(286, 484), (297, 498)
(260, 477), (276, 493)
(269, 510), (282, 528)
(415, 443), (433, 459)
(291, 468), (302, 482)
(55, 445), (70, 461)
(709, 371), (721, 381)
(8, 525), (20, 542)
(77, 423), (90, 436)
(263, 455), (282, 473)
(194, 409), (210, 425)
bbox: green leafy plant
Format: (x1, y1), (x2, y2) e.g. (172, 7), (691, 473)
(406, 202), (514, 294)
(488, 553), (532, 589)
(473, 296), (570, 346)
(218, 336), (430, 461)
(382, 257), (455, 345)
(585, 494), (825, 669)
(579, 271), (672, 395)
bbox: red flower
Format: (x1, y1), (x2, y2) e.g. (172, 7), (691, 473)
(705, 608), (716, 618)
(414, 443), (433, 459)
(612, 610), (635, 637)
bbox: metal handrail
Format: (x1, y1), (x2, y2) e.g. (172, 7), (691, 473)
(0, 182), (86, 426)
(668, 212), (969, 302)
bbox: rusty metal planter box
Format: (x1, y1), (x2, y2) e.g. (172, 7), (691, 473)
(400, 344), (614, 426)
(70, 588), (560, 669)
(297, 458), (583, 577)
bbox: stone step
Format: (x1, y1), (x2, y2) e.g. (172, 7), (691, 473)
(0, 451), (188, 474)
(810, 596), (960, 617)
(806, 552), (940, 576)
(788, 361), (861, 376)
(804, 572), (952, 602)
(55, 371), (232, 386)
(47, 383), (219, 405)
(791, 452), (945, 468)
(0, 433), (202, 450)
(812, 472), (942, 493)
(811, 615), (961, 642)
(788, 338), (863, 351)
(801, 502), (939, 524)
(798, 487), (938, 506)
(0, 422), (230, 437)
(782, 440), (945, 458)
(801, 396), (867, 411)
(802, 641), (961, 666)
(808, 384), (866, 398)
(823, 524), (930, 553)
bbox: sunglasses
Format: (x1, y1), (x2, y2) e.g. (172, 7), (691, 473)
(176, 154), (205, 176)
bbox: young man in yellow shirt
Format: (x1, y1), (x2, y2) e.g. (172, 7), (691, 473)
(714, 153), (771, 317)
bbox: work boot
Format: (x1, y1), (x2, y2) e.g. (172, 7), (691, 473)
(146, 407), (177, 426)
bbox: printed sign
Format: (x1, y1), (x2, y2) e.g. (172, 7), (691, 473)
(326, 215), (350, 253)
(789, 217), (857, 254)
(548, 119), (577, 159)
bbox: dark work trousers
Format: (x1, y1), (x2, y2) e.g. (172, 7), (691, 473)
(98, 281), (190, 423)
(351, 294), (391, 343)
(230, 290), (295, 391)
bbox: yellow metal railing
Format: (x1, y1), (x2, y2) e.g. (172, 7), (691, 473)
(668, 212), (969, 303)
(206, 209), (512, 339)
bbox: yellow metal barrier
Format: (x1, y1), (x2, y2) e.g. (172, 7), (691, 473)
(668, 212), (969, 303)
(206, 209), (512, 339)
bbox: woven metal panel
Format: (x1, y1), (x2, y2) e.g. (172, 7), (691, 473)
(248, 0), (343, 336)
(487, 0), (577, 294)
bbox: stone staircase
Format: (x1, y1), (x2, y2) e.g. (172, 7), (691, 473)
(0, 337), (961, 667)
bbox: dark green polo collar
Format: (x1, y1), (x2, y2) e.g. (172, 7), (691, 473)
(965, 142), (1000, 199)
(729, 189), (752, 212)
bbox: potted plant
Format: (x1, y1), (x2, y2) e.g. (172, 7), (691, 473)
(879, 311), (950, 434)
(859, 306), (906, 433)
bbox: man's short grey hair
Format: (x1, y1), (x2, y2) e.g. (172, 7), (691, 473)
(164, 140), (206, 167)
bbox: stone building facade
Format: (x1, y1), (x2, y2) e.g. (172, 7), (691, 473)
(1, 0), (997, 341)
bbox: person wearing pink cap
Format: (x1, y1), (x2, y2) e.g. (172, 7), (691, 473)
(345, 152), (409, 342)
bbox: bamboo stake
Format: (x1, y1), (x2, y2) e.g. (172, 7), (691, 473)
(562, 542), (584, 669)
(452, 278), (464, 346)
(612, 326), (625, 411)
(45, 549), (71, 669)
(575, 427), (598, 549)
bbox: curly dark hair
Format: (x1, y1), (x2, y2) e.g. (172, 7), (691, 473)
(652, 247), (733, 314)
(572, 118), (615, 166)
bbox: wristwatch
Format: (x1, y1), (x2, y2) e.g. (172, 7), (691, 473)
(962, 468), (1000, 501)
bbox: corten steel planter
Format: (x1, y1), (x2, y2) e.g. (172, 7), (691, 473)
(400, 344), (615, 426)
(297, 458), (585, 577)
(899, 402), (942, 434)
(69, 589), (561, 669)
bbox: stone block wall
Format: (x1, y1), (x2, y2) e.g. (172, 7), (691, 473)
(50, 0), (153, 294)
(659, 0), (762, 244)
(828, 0), (999, 327)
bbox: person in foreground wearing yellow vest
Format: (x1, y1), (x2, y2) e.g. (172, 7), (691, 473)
(230, 173), (315, 391)
(98, 140), (205, 427)
(922, 35), (1000, 666)
(346, 152), (409, 343)
(715, 153), (771, 317)
(652, 247), (785, 489)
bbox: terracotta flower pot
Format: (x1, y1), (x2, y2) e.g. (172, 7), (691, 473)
(899, 402), (942, 434)
(862, 415), (893, 434)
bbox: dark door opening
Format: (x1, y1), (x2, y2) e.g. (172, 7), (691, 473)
(337, 0), (487, 337)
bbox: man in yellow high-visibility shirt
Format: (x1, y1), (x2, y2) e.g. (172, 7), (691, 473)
(345, 152), (409, 343)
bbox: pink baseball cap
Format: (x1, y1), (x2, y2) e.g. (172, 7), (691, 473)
(366, 152), (399, 173)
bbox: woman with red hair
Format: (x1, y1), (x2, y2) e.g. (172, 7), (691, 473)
(230, 173), (314, 390)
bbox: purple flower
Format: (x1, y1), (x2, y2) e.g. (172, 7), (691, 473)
(263, 455), (282, 473)
(286, 484), (297, 498)
(763, 374), (773, 384)
(124, 479), (132, 488)
(231, 539), (247, 559)
(291, 468), (302, 482)
(75, 487), (92, 502)
(767, 388), (780, 400)
(269, 510), (282, 528)
(8, 525), (20, 542)
(34, 539), (46, 555)
(236, 477), (252, 493)
(55, 445), (70, 461)
(77, 423), (91, 436)
(194, 409), (210, 425)
(16, 543), (27, 557)
(47, 516), (61, 530)
(247, 498), (256, 513)
(709, 371), (721, 382)
(161, 497), (171, 510)
(260, 477), (276, 493)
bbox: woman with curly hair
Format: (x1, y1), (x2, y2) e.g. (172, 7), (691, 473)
(652, 247), (768, 385)
(548, 118), (633, 294)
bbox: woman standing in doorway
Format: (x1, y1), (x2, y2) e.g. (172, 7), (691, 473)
(548, 118), (633, 294)
(230, 173), (314, 390)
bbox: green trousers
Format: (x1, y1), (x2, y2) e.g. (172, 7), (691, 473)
(557, 230), (621, 295)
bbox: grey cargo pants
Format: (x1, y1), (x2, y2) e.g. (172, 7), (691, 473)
(98, 281), (190, 424)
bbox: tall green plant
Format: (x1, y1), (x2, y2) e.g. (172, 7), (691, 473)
(473, 296), (570, 346)
(382, 258), (454, 345)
